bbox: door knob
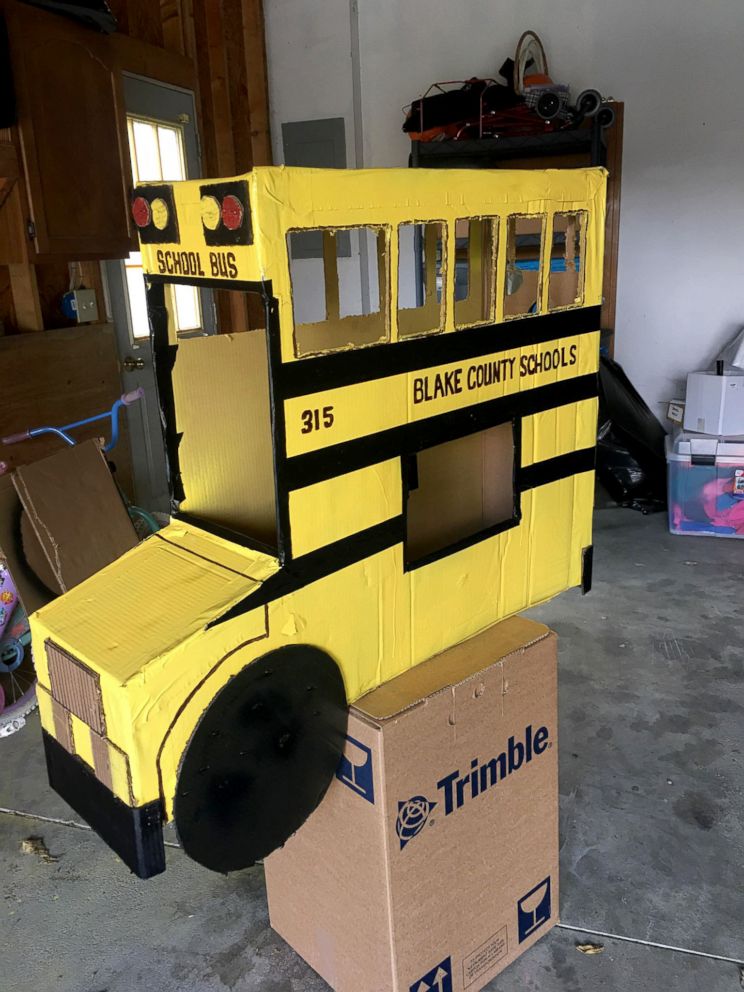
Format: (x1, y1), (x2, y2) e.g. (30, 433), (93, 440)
(123, 355), (146, 372)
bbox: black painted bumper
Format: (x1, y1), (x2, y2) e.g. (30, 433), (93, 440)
(42, 730), (166, 879)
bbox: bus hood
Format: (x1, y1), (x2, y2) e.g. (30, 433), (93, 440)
(32, 521), (280, 685)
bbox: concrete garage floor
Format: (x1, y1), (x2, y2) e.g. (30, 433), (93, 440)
(3, 507), (744, 991)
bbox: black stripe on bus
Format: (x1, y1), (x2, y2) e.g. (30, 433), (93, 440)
(519, 446), (596, 491)
(148, 281), (185, 506)
(147, 275), (269, 294)
(210, 442), (597, 628)
(277, 305), (601, 398)
(284, 373), (598, 491)
(209, 515), (406, 625)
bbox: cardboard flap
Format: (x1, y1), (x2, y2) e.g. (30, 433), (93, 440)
(356, 616), (550, 722)
(0, 474), (50, 614)
(12, 440), (138, 592)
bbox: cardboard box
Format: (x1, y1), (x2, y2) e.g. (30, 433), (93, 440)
(684, 370), (744, 436)
(265, 616), (558, 992)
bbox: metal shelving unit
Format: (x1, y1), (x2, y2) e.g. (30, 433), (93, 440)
(410, 118), (607, 170)
(408, 109), (622, 355)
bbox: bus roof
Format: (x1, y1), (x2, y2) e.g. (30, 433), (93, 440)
(132, 165), (607, 283)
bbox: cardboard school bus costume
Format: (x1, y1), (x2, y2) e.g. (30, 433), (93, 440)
(31, 166), (606, 878)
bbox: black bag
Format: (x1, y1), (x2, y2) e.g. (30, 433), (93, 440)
(597, 356), (667, 512)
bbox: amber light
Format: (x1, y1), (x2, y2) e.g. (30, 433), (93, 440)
(150, 197), (170, 231)
(131, 196), (151, 228)
(200, 194), (221, 231)
(221, 194), (244, 231)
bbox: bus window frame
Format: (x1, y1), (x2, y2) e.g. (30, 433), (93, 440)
(547, 210), (588, 313)
(287, 223), (392, 360)
(402, 415), (522, 572)
(452, 215), (499, 331)
(396, 218), (448, 341)
(503, 212), (547, 321)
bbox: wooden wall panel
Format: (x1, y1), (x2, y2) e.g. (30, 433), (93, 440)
(0, 264), (13, 333)
(238, 0), (272, 166)
(1, 0), (271, 337)
(7, 263), (42, 331)
(109, 0), (164, 48)
(0, 324), (133, 490)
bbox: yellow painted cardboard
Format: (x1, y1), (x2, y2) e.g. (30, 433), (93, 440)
(31, 166), (606, 866)
(289, 459), (402, 557)
(284, 331), (599, 457)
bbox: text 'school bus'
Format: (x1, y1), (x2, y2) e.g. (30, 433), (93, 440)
(32, 167), (606, 877)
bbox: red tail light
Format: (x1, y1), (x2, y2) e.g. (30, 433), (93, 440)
(131, 196), (151, 228)
(221, 194), (244, 231)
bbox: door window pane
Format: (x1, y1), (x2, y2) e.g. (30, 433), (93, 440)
(174, 285), (201, 331)
(126, 116), (201, 339)
(130, 120), (161, 181)
(124, 252), (149, 339)
(157, 125), (184, 181)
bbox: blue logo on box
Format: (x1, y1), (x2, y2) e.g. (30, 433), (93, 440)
(517, 876), (552, 943)
(396, 795), (436, 849)
(336, 735), (375, 804)
(410, 956), (453, 992)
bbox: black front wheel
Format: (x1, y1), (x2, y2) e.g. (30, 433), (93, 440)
(174, 645), (348, 872)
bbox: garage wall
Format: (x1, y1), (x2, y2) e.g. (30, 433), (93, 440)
(264, 0), (358, 168)
(265, 0), (744, 417)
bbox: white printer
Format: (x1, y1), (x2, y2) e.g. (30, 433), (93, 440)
(684, 362), (744, 436)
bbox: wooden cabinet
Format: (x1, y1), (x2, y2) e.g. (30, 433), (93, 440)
(3, 0), (134, 260)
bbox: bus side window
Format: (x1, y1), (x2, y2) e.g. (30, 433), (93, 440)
(288, 226), (388, 358)
(397, 221), (445, 339)
(548, 211), (587, 310)
(454, 217), (498, 328)
(503, 214), (545, 319)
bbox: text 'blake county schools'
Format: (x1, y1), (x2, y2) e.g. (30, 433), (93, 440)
(412, 345), (578, 405)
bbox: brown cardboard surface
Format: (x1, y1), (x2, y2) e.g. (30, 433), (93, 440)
(172, 332), (277, 546)
(406, 424), (516, 563)
(0, 473), (50, 614)
(11, 440), (138, 592)
(20, 510), (62, 597)
(265, 617), (558, 992)
(359, 615), (549, 720)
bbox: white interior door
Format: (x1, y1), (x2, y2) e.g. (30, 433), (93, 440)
(106, 73), (214, 512)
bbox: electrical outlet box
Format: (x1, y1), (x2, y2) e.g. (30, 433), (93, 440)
(73, 289), (99, 323)
(68, 289), (99, 323)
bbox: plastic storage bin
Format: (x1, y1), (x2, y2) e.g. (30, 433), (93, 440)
(666, 432), (744, 538)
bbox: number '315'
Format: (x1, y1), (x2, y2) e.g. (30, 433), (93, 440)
(301, 406), (335, 434)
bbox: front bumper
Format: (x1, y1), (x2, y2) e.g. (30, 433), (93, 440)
(42, 731), (166, 879)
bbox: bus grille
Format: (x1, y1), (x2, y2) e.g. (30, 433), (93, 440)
(45, 641), (106, 736)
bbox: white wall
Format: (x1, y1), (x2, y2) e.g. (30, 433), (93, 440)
(264, 0), (357, 167)
(265, 0), (744, 416)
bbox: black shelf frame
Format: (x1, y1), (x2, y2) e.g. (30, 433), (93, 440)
(409, 118), (606, 169)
